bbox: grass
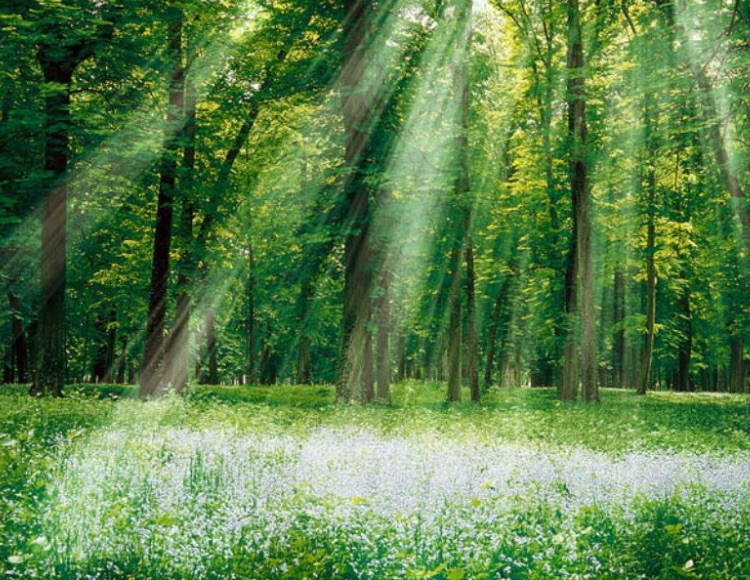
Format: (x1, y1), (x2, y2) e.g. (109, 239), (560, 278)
(1, 382), (749, 578)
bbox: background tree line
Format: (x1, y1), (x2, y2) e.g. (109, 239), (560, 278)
(0, 0), (748, 401)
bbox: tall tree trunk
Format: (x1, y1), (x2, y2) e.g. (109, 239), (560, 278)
(447, 248), (463, 403)
(338, 0), (375, 402)
(638, 132), (657, 396)
(239, 246), (252, 384)
(168, 63), (196, 394)
(295, 273), (314, 385)
(569, 0), (597, 403)
(465, 210), (479, 402)
(446, 0), (474, 403)
(141, 8), (184, 398)
(31, 63), (72, 397)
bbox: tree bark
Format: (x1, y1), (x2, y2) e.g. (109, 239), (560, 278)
(729, 336), (745, 393)
(140, 8), (184, 397)
(570, 0), (597, 403)
(31, 60), (72, 397)
(483, 274), (511, 390)
(447, 248), (463, 403)
(612, 266), (625, 387)
(638, 113), (657, 396)
(465, 211), (479, 402)
(7, 292), (28, 384)
(168, 62), (196, 394)
(337, 0), (375, 402)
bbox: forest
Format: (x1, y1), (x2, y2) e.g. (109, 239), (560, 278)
(2, 0), (750, 578)
(0, 0), (747, 401)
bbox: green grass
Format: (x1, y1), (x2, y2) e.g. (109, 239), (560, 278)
(1, 382), (749, 578)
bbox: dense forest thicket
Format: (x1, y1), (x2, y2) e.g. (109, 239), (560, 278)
(1, 0), (749, 401)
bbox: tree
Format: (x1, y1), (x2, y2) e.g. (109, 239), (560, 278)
(560, 0), (597, 402)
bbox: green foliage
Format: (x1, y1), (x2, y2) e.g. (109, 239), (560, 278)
(2, 385), (750, 577)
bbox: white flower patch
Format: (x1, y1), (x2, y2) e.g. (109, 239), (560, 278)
(41, 423), (750, 578)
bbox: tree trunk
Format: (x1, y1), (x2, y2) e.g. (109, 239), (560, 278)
(638, 161), (657, 396)
(612, 266), (625, 387)
(296, 337), (311, 385)
(295, 276), (313, 385)
(115, 335), (128, 384)
(337, 0), (375, 402)
(7, 292), (27, 384)
(446, 0), (473, 404)
(246, 245), (256, 384)
(447, 258), (463, 403)
(483, 276), (508, 390)
(91, 309), (116, 383)
(569, 0), (598, 403)
(729, 337), (745, 393)
(376, 272), (391, 402)
(465, 212), (479, 402)
(260, 320), (277, 385)
(168, 63), (196, 394)
(140, 8), (184, 398)
(31, 63), (72, 397)
(396, 332), (406, 382)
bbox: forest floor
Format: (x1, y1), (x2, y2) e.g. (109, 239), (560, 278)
(1, 382), (749, 578)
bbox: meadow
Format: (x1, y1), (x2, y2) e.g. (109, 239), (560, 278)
(1, 383), (750, 579)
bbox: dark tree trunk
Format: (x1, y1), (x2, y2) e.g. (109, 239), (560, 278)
(245, 246), (256, 384)
(337, 0), (375, 402)
(295, 275), (313, 385)
(168, 66), (196, 394)
(91, 309), (116, 383)
(465, 214), (479, 402)
(115, 336), (128, 384)
(396, 332), (406, 382)
(141, 9), (184, 398)
(568, 0), (597, 403)
(729, 337), (745, 393)
(8, 292), (27, 384)
(31, 63), (72, 397)
(639, 154), (657, 396)
(447, 246), (463, 403)
(260, 320), (277, 385)
(483, 277), (508, 390)
(612, 266), (625, 387)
